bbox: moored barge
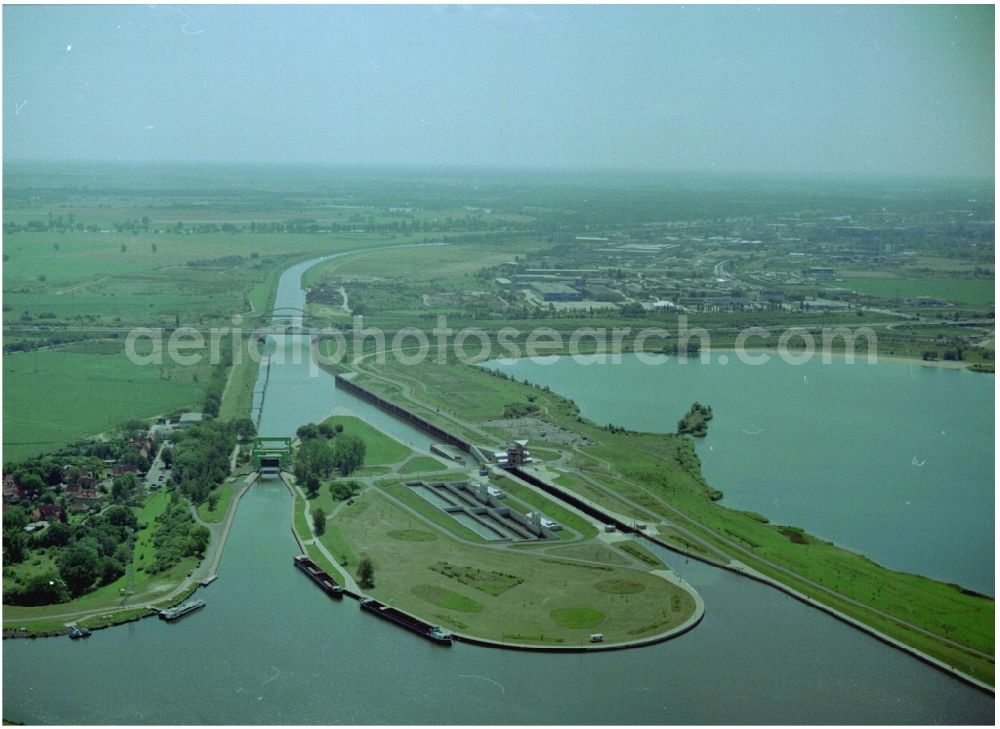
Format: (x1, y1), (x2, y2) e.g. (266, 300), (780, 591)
(293, 554), (344, 598)
(358, 596), (453, 645)
(159, 599), (205, 621)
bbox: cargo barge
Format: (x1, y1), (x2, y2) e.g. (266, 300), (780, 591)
(358, 597), (453, 645)
(159, 599), (205, 621)
(293, 554), (344, 598)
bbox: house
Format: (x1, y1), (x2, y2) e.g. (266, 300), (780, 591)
(176, 412), (204, 429)
(36, 504), (66, 523)
(3, 475), (23, 503)
(133, 433), (158, 459)
(113, 463), (140, 477)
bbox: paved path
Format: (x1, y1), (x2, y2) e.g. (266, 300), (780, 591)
(281, 472), (361, 593)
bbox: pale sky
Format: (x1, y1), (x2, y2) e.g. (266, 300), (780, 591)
(3, 4), (994, 176)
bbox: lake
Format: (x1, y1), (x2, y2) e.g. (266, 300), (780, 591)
(484, 353), (994, 595)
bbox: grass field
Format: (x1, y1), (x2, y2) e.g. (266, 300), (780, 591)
(3, 347), (204, 463)
(335, 489), (696, 644)
(840, 276), (995, 306)
(553, 471), (653, 520)
(320, 415), (414, 466)
(397, 455), (450, 475)
(301, 242), (526, 286)
(375, 359), (549, 424)
(197, 482), (236, 523)
(218, 351), (260, 422)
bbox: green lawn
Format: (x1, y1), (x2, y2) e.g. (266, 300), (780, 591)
(320, 415), (413, 466)
(334, 490), (696, 644)
(318, 521), (357, 570)
(553, 471), (653, 520)
(397, 455), (449, 475)
(197, 482), (236, 523)
(3, 348), (204, 463)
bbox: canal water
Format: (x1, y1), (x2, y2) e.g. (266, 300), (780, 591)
(2, 255), (993, 724)
(484, 354), (995, 596)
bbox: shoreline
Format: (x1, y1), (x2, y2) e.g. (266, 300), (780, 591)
(2, 473), (256, 639)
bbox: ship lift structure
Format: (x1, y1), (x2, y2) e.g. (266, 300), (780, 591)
(251, 436), (293, 475)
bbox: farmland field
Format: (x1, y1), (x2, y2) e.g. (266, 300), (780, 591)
(2, 347), (204, 463)
(840, 277), (995, 306)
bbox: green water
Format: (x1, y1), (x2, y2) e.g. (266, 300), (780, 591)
(3, 482), (993, 724)
(485, 354), (994, 595)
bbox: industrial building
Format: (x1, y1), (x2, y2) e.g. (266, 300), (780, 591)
(531, 283), (583, 302)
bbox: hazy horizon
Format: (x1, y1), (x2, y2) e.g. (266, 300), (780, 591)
(3, 4), (994, 177)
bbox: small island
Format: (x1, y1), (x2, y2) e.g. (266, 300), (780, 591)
(677, 402), (713, 437)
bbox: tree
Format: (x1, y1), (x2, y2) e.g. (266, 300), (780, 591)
(3, 506), (29, 531)
(4, 528), (29, 564)
(312, 507), (326, 536)
(111, 474), (140, 504)
(317, 422), (335, 439)
(357, 555), (375, 589)
(120, 419), (148, 438)
(120, 243), (128, 254)
(103, 504), (138, 530)
(38, 520), (72, 547)
(186, 525), (210, 556)
(620, 302), (645, 318)
(331, 435), (366, 476)
(330, 479), (360, 501)
(18, 473), (45, 499)
(296, 423), (320, 441)
(58, 543), (102, 596)
(12, 572), (69, 606)
(230, 417), (256, 441)
(160, 445), (174, 468)
(294, 438), (335, 494)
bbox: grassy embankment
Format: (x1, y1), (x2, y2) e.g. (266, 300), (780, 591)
(196, 480), (237, 523)
(2, 491), (198, 634)
(358, 356), (994, 684)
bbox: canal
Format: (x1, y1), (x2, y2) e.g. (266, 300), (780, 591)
(2, 254), (993, 724)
